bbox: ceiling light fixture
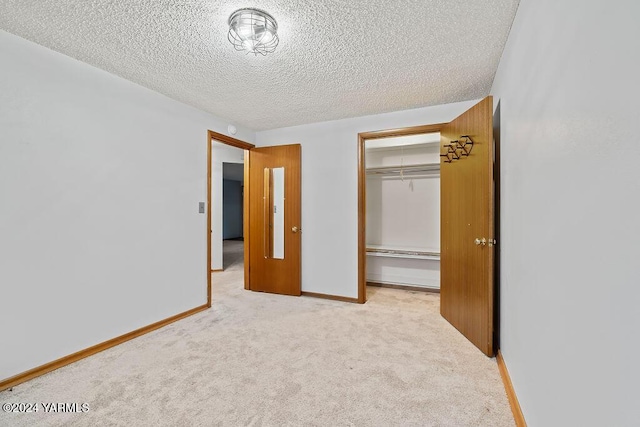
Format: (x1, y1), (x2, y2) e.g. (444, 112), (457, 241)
(227, 8), (279, 56)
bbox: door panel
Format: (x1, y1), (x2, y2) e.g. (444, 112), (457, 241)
(248, 144), (301, 295)
(440, 97), (494, 356)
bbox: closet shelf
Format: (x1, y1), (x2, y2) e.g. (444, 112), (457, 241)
(366, 247), (440, 261)
(365, 163), (440, 176)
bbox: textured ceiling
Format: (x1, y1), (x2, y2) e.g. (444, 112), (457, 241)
(0, 0), (519, 131)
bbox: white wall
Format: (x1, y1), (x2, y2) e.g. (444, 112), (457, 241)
(366, 174), (440, 250)
(0, 31), (254, 381)
(210, 143), (244, 269)
(256, 100), (476, 298)
(366, 146), (440, 250)
(366, 257), (440, 289)
(490, 1), (640, 425)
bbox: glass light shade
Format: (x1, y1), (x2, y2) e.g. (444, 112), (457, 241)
(228, 8), (279, 56)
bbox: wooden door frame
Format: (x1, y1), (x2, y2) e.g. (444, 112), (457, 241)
(357, 123), (446, 304)
(207, 130), (255, 307)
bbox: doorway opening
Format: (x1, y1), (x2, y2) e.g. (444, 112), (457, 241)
(357, 124), (444, 304)
(207, 131), (303, 304)
(363, 131), (442, 296)
(222, 162), (245, 271)
(206, 130), (254, 307)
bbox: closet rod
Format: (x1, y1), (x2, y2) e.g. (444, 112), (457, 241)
(365, 163), (440, 175)
(366, 247), (440, 260)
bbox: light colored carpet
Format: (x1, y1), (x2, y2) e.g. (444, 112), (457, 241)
(0, 241), (513, 426)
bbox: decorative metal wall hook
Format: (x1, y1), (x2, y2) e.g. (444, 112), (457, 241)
(440, 152), (453, 163)
(440, 135), (474, 163)
(450, 144), (461, 160)
(457, 135), (474, 156)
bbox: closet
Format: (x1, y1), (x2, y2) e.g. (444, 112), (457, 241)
(365, 132), (441, 290)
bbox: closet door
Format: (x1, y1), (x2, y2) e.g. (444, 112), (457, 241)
(440, 96), (495, 356)
(248, 144), (302, 296)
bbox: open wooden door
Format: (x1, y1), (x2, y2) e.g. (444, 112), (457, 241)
(440, 96), (495, 356)
(248, 144), (301, 296)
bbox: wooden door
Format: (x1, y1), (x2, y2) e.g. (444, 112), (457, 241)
(440, 96), (495, 356)
(248, 144), (301, 295)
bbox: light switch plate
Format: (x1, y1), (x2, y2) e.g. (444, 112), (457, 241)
(199, 202), (205, 214)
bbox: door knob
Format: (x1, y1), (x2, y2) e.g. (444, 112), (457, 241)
(474, 238), (486, 246)
(292, 226), (298, 233)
